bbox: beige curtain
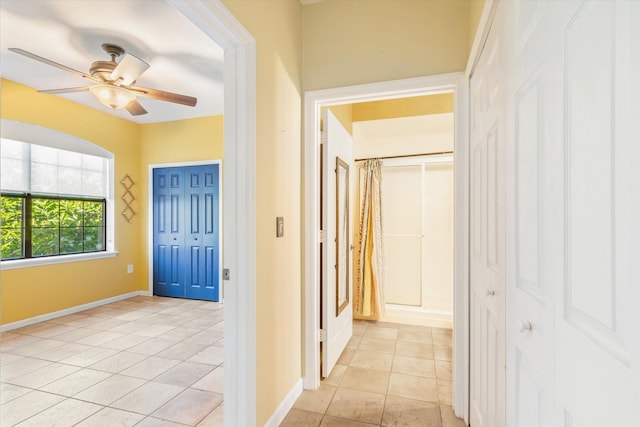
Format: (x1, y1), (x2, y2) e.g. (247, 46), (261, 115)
(353, 159), (384, 320)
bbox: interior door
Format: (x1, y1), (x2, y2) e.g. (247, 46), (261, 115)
(153, 167), (186, 298)
(469, 8), (506, 427)
(505, 1), (557, 425)
(184, 164), (220, 301)
(321, 109), (353, 378)
(552, 1), (638, 425)
(154, 164), (221, 302)
(499, 0), (639, 424)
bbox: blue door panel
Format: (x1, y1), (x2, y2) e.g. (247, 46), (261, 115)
(154, 164), (219, 301)
(205, 246), (216, 288)
(191, 194), (200, 234)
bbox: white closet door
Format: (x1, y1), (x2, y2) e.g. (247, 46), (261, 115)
(502, 0), (640, 425)
(382, 165), (423, 306)
(423, 163), (453, 313)
(469, 4), (506, 427)
(505, 0), (557, 425)
(552, 1), (639, 425)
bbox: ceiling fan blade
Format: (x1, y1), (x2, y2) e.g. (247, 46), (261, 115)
(38, 86), (91, 94)
(8, 48), (101, 84)
(127, 86), (197, 107)
(110, 54), (149, 86)
(125, 100), (148, 116)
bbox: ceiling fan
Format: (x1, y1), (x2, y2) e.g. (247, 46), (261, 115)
(8, 43), (197, 116)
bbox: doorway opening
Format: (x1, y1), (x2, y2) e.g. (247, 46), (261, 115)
(304, 73), (469, 421)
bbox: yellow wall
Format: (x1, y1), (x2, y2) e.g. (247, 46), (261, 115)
(0, 79), (224, 325)
(221, 1), (303, 424)
(138, 116), (224, 292)
(0, 79), (142, 324)
(302, 0), (470, 91)
(469, 0), (486, 49)
(326, 104), (353, 135)
(319, 104), (354, 137)
(352, 93), (454, 122)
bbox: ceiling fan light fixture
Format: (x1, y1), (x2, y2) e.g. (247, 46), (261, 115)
(90, 84), (136, 109)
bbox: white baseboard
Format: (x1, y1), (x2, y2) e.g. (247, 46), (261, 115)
(0, 291), (146, 332)
(382, 305), (453, 329)
(263, 378), (303, 427)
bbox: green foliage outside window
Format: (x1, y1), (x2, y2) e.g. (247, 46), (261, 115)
(0, 197), (24, 260)
(1, 194), (105, 260)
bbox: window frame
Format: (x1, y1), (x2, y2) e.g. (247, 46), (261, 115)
(1, 119), (117, 270)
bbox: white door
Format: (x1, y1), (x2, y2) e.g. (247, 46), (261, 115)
(322, 109), (353, 377)
(505, 0), (557, 425)
(469, 6), (506, 427)
(552, 1), (639, 425)
(496, 0), (640, 425)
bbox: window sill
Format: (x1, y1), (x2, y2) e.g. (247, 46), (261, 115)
(0, 251), (119, 270)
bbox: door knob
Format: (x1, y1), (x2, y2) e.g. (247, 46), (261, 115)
(519, 321), (533, 333)
(172, 237), (177, 241)
(486, 289), (495, 297)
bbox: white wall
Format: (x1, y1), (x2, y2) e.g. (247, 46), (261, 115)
(353, 113), (453, 159)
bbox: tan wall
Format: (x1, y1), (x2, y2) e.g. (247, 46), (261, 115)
(221, 1), (303, 424)
(302, 0), (470, 91)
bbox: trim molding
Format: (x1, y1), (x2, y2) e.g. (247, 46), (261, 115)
(0, 291), (144, 332)
(466, 0), (498, 77)
(264, 378), (303, 427)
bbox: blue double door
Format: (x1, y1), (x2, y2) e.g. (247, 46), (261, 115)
(153, 164), (220, 301)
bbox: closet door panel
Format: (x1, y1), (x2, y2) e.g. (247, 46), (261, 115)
(423, 163), (454, 312)
(381, 165), (422, 307)
(470, 5), (506, 426)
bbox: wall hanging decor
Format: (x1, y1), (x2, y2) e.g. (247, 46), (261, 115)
(120, 174), (137, 223)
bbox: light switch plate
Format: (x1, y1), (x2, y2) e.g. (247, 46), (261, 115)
(276, 216), (284, 237)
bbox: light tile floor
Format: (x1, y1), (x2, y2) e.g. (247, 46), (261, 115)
(0, 296), (224, 427)
(281, 320), (466, 427)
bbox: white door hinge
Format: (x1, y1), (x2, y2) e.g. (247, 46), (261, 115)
(319, 230), (324, 244)
(319, 329), (324, 342)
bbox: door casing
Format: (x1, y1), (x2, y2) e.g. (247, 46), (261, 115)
(303, 72), (470, 420)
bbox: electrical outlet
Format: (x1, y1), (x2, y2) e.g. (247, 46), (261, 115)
(127, 264), (134, 274)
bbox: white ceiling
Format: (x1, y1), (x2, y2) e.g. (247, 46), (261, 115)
(0, 0), (224, 124)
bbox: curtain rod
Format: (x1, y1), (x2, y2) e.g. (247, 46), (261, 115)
(354, 151), (453, 162)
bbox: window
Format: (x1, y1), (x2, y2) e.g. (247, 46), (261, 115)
(1, 134), (111, 262)
(1, 194), (106, 260)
